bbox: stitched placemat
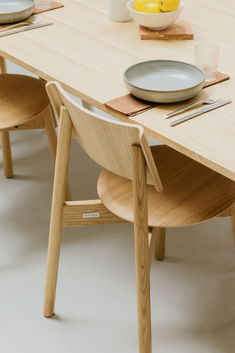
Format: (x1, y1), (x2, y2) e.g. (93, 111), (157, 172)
(105, 72), (230, 116)
(139, 20), (194, 40)
(34, 1), (64, 14)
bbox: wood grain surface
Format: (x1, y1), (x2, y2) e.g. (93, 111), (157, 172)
(0, 0), (234, 181)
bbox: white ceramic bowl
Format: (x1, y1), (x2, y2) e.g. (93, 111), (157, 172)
(127, 0), (183, 30)
(124, 60), (205, 103)
(0, 0), (34, 24)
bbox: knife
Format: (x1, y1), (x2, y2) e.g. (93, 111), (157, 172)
(170, 100), (232, 127)
(0, 22), (53, 38)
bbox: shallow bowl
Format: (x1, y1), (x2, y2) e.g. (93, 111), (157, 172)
(124, 60), (205, 103)
(0, 0), (34, 24)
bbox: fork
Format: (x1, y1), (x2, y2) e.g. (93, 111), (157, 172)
(0, 15), (42, 33)
(164, 92), (220, 119)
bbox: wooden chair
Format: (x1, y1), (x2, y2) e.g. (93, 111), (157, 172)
(43, 81), (235, 353)
(0, 58), (57, 177)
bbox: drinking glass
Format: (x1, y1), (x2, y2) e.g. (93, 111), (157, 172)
(194, 43), (219, 82)
(34, 0), (52, 10)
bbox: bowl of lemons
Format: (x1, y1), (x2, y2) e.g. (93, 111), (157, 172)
(127, 0), (183, 30)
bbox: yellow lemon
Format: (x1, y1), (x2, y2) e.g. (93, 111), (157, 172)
(141, 2), (162, 13)
(134, 0), (155, 12)
(160, 0), (180, 12)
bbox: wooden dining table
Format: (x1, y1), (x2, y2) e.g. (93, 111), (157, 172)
(0, 0), (234, 182)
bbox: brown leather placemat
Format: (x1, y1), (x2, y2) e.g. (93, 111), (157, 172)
(33, 1), (64, 14)
(105, 94), (156, 116)
(105, 72), (230, 116)
(203, 72), (230, 88)
(139, 20), (194, 40)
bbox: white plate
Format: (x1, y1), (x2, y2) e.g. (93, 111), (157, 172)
(0, 0), (34, 24)
(124, 60), (205, 103)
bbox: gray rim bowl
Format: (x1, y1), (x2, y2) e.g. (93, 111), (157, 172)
(0, 0), (34, 24)
(124, 60), (205, 103)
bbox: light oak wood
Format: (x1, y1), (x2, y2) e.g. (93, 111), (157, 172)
(44, 106), (58, 163)
(155, 228), (166, 261)
(0, 0), (234, 182)
(45, 80), (63, 121)
(219, 209), (231, 217)
(43, 106), (72, 318)
(231, 203), (235, 243)
(132, 145), (152, 353)
(62, 200), (126, 227)
(1, 1), (234, 232)
(148, 228), (155, 269)
(47, 82), (162, 191)
(0, 1), (233, 240)
(43, 108), (128, 318)
(43, 82), (163, 323)
(0, 56), (7, 74)
(98, 145), (235, 227)
(0, 74), (49, 130)
(0, 57), (13, 177)
(1, 131), (13, 178)
(81, 100), (93, 111)
(44, 83), (235, 353)
(8, 115), (45, 130)
(0, 72), (58, 177)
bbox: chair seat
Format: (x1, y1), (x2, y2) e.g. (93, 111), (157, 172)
(0, 74), (50, 129)
(97, 145), (235, 227)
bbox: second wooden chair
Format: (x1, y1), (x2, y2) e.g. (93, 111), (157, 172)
(43, 81), (235, 353)
(0, 59), (57, 178)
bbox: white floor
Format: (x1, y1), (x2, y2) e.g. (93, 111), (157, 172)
(0, 62), (235, 353)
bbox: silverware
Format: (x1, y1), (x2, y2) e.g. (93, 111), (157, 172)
(164, 92), (220, 119)
(0, 15), (42, 33)
(0, 22), (53, 38)
(170, 100), (232, 127)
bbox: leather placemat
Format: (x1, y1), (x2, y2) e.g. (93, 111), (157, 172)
(105, 94), (156, 116)
(203, 72), (230, 88)
(139, 20), (194, 40)
(33, 1), (64, 14)
(105, 72), (230, 116)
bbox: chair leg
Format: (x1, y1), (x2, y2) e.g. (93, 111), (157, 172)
(44, 107), (57, 163)
(155, 228), (166, 261)
(0, 56), (7, 73)
(44, 106), (72, 201)
(1, 131), (13, 178)
(132, 145), (152, 353)
(43, 107), (72, 318)
(231, 203), (235, 243)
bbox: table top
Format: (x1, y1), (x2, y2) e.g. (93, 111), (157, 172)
(0, 0), (234, 181)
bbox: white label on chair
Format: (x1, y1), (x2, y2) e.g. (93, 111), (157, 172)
(83, 212), (100, 218)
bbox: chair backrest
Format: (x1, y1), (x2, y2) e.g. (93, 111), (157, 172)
(46, 81), (63, 120)
(46, 82), (163, 192)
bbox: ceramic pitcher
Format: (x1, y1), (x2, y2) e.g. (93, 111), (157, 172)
(109, 0), (131, 22)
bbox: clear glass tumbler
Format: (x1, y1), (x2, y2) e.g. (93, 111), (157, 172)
(194, 43), (219, 82)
